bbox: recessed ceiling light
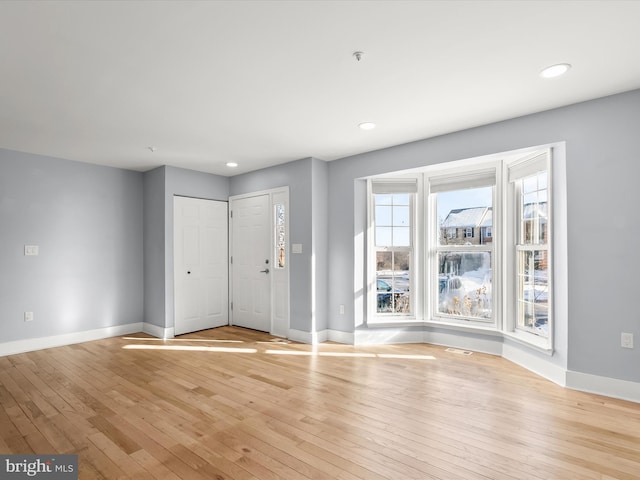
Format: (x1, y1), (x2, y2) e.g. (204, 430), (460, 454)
(540, 63), (571, 79)
(359, 122), (376, 130)
(226, 162), (238, 168)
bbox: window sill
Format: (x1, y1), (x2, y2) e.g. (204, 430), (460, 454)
(424, 319), (502, 336)
(366, 317), (503, 336)
(365, 317), (553, 354)
(503, 330), (552, 355)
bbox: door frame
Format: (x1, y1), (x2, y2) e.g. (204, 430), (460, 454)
(229, 186), (290, 337)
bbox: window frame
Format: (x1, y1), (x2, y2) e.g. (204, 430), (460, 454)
(505, 151), (553, 350)
(428, 165), (499, 328)
(367, 177), (419, 321)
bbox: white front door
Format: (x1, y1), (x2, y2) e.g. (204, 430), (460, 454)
(231, 194), (271, 332)
(174, 196), (228, 335)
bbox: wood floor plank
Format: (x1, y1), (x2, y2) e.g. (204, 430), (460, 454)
(87, 431), (154, 480)
(211, 429), (307, 480)
(129, 449), (183, 480)
(1, 326), (639, 479)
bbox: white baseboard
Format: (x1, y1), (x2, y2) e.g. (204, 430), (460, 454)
(426, 330), (503, 356)
(143, 323), (175, 339)
(327, 329), (355, 345)
(502, 341), (567, 386)
(566, 370), (640, 403)
(288, 328), (324, 344)
(288, 329), (354, 345)
(0, 322), (143, 357)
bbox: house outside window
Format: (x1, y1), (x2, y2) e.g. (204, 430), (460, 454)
(434, 184), (494, 322)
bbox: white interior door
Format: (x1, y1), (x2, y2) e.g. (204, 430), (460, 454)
(174, 196), (228, 335)
(231, 194), (271, 332)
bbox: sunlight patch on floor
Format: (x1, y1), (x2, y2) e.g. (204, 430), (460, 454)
(264, 349), (436, 360)
(121, 341), (437, 360)
(122, 344), (257, 353)
(122, 336), (244, 343)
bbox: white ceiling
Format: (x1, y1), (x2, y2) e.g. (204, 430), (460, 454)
(1, 1), (640, 176)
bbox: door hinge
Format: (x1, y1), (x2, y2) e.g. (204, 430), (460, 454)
(230, 301), (233, 311)
(230, 210), (233, 218)
(230, 256), (233, 264)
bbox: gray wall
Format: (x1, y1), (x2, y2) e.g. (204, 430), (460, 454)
(230, 158), (316, 332)
(327, 89), (640, 383)
(143, 166), (166, 327)
(0, 149), (144, 342)
(311, 158), (329, 332)
(143, 165), (229, 330)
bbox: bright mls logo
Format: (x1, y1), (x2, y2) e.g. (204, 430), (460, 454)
(0, 455), (77, 479)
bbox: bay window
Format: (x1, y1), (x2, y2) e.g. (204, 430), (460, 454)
(367, 146), (556, 351)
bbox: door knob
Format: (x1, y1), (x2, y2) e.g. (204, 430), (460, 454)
(260, 268), (270, 274)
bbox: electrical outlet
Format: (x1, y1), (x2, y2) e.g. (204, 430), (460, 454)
(24, 311), (34, 322)
(621, 332), (634, 349)
(339, 304), (345, 315)
(24, 245), (39, 256)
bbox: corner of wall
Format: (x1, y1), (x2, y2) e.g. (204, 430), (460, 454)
(143, 322), (175, 340)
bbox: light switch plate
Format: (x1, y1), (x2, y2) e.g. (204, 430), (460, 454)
(292, 243), (302, 254)
(24, 245), (39, 256)
(621, 332), (634, 349)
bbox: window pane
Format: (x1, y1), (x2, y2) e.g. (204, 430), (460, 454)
(375, 194), (392, 206)
(520, 172), (548, 246)
(393, 226), (410, 246)
(437, 251), (492, 319)
(375, 206), (392, 226)
(538, 189), (548, 204)
(517, 250), (549, 336)
(375, 227), (392, 246)
(275, 203), (286, 269)
(375, 193), (412, 247)
(437, 186), (493, 246)
(376, 251), (411, 314)
(523, 175), (538, 194)
(393, 206), (410, 226)
(523, 192), (538, 207)
(538, 172), (547, 190)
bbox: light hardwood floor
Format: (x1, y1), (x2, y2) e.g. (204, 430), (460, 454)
(1, 326), (639, 479)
